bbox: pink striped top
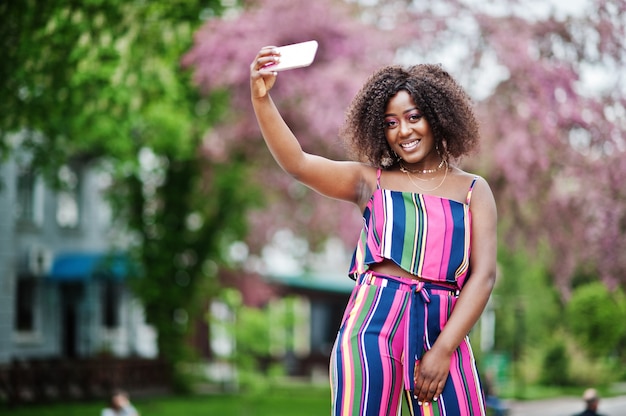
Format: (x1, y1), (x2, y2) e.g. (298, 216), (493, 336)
(349, 169), (477, 288)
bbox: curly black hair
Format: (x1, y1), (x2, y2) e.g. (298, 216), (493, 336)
(340, 64), (479, 169)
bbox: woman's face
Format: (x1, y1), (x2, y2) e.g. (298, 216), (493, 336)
(383, 90), (438, 167)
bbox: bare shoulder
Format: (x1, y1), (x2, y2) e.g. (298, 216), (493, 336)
(466, 175), (496, 218)
(450, 167), (489, 190)
(449, 168), (495, 208)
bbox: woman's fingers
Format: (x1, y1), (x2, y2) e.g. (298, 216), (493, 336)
(251, 46), (280, 72)
(413, 361), (448, 405)
(250, 46), (280, 98)
(413, 378), (444, 404)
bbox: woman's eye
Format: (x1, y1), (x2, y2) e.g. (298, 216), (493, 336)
(384, 119), (398, 128)
(408, 113), (422, 122)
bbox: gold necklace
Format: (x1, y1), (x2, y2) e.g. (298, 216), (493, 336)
(403, 165), (448, 192)
(399, 159), (445, 175)
(400, 160), (448, 182)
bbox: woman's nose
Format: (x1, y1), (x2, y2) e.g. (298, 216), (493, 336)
(399, 121), (411, 136)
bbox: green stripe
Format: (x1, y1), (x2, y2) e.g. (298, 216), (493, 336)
(347, 287), (377, 414)
(400, 194), (418, 271)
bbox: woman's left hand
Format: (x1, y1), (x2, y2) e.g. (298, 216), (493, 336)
(413, 345), (451, 404)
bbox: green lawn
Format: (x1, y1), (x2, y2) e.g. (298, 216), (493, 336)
(5, 385), (333, 416)
(8, 383), (617, 415)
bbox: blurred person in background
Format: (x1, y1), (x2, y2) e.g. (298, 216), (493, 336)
(573, 388), (605, 416)
(101, 389), (139, 416)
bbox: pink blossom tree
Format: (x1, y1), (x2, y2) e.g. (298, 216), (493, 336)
(185, 0), (626, 295)
(466, 2), (626, 296)
(183, 0), (415, 254)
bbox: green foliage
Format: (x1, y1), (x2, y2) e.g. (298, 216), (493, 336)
(1, 0), (227, 168)
(566, 282), (626, 358)
(491, 246), (626, 391)
(507, 329), (622, 394)
(5, 385), (333, 416)
(0, 0), (263, 390)
(540, 341), (570, 386)
(209, 288), (286, 394)
(118, 156), (261, 390)
(492, 244), (561, 355)
(565, 335), (621, 388)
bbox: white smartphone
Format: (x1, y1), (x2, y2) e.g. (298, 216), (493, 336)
(264, 40), (318, 72)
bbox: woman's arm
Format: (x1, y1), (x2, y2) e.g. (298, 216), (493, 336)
(250, 47), (372, 206)
(413, 176), (498, 404)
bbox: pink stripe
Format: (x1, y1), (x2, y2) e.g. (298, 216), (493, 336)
(449, 340), (486, 415)
(439, 200), (454, 278)
(456, 207), (473, 288)
(376, 290), (406, 414)
(438, 293), (449, 330)
(356, 287), (380, 414)
(339, 286), (369, 415)
(369, 190), (385, 264)
(449, 348), (470, 414)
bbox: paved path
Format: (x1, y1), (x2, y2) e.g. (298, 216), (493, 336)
(506, 395), (626, 416)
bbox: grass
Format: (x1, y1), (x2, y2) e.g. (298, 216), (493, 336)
(4, 385), (333, 416)
(7, 381), (625, 415)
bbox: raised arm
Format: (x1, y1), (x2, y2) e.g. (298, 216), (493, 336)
(250, 46), (372, 207)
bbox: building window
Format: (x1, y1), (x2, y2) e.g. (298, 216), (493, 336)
(56, 165), (80, 228)
(16, 168), (43, 224)
(102, 281), (121, 328)
(15, 278), (36, 332)
(310, 300), (344, 355)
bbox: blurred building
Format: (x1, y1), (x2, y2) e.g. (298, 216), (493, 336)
(0, 149), (355, 392)
(0, 154), (157, 365)
(266, 272), (353, 378)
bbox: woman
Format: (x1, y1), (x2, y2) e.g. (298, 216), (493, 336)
(251, 46), (497, 415)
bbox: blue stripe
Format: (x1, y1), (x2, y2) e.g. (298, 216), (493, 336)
(446, 201), (466, 280)
(362, 206), (377, 266)
(361, 289), (392, 415)
(332, 321), (346, 414)
(390, 191), (406, 264)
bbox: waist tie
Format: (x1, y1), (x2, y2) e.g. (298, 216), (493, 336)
(358, 271), (459, 393)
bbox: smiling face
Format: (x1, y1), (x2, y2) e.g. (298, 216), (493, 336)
(384, 90), (439, 169)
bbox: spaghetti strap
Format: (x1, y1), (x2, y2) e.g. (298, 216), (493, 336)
(376, 168), (382, 189)
(465, 176), (479, 205)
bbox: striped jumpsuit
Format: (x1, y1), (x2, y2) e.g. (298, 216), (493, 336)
(330, 169), (485, 416)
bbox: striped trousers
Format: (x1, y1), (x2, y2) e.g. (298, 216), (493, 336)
(330, 272), (486, 416)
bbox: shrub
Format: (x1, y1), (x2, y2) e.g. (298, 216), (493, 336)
(540, 341), (570, 386)
(566, 282), (625, 357)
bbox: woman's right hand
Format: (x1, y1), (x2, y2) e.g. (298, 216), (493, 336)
(250, 46), (281, 99)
